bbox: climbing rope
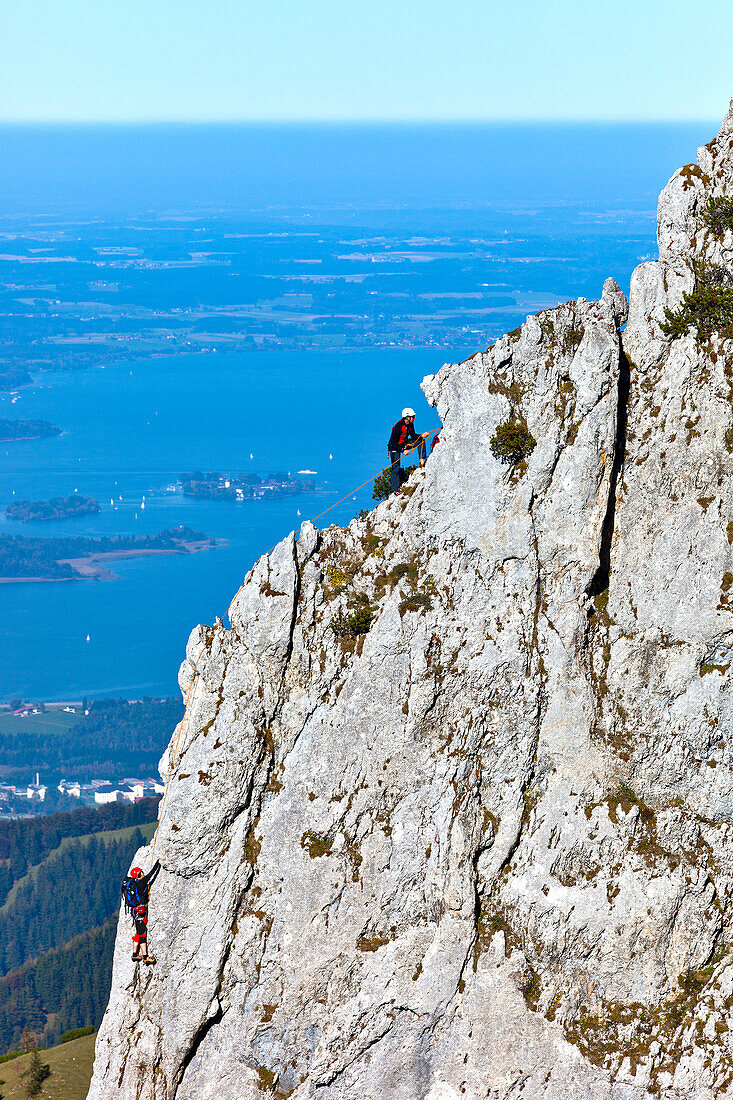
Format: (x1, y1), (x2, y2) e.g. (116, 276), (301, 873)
(146, 428), (440, 870)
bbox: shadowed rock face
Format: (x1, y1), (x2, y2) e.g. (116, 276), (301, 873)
(88, 104), (733, 1100)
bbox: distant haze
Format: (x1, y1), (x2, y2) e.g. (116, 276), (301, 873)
(0, 122), (717, 216)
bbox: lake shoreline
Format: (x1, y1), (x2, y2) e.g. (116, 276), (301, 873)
(0, 538), (223, 583)
(0, 433), (61, 444)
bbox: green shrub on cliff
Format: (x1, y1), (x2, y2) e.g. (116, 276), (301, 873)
(373, 464), (416, 501)
(331, 592), (374, 638)
(660, 284), (733, 343)
(490, 418), (536, 465)
(702, 195), (733, 239)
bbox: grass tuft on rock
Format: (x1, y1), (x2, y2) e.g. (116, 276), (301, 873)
(399, 591), (433, 616)
(300, 831), (333, 858)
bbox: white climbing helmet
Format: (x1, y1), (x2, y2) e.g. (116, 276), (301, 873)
(402, 408), (416, 418)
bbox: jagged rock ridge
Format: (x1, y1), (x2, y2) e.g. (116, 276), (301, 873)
(88, 102), (733, 1099)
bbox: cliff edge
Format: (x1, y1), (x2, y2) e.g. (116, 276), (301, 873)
(88, 103), (733, 1100)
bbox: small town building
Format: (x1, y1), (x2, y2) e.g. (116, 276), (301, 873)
(132, 782), (158, 799)
(27, 773), (47, 801)
(95, 782), (137, 804)
(58, 780), (81, 798)
(94, 784), (123, 804)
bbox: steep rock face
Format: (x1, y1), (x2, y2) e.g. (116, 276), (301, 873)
(89, 106), (733, 1100)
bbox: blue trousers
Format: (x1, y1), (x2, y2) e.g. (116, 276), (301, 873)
(389, 438), (426, 493)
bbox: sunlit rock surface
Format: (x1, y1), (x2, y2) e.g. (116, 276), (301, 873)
(88, 103), (733, 1100)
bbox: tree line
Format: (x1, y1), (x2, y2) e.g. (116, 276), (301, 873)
(0, 420), (60, 443)
(5, 496), (101, 523)
(0, 526), (207, 579)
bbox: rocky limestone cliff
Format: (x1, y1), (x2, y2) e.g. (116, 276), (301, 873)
(88, 104), (733, 1100)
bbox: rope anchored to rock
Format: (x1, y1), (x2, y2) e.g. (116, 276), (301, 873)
(146, 428), (440, 875)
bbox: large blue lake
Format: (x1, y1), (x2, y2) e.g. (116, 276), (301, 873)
(0, 122), (715, 700)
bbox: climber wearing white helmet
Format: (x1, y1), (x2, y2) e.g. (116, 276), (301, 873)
(387, 408), (429, 494)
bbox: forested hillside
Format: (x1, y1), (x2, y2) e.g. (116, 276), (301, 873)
(0, 827), (147, 972)
(0, 798), (158, 906)
(0, 921), (115, 1052)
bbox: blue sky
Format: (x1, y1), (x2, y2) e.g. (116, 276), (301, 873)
(1, 0), (730, 122)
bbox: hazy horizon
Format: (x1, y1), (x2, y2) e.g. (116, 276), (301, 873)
(0, 120), (715, 217)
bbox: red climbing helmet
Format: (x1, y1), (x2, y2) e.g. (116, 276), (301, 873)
(129, 867), (143, 879)
(134, 905), (146, 916)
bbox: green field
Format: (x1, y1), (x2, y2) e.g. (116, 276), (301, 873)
(0, 1033), (96, 1100)
(0, 712), (79, 737)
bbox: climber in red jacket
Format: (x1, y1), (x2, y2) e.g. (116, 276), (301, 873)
(388, 409), (429, 494)
(122, 863), (160, 965)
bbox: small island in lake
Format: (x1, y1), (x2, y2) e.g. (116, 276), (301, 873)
(0, 367), (32, 392)
(0, 526), (217, 582)
(180, 470), (315, 501)
(6, 495), (101, 523)
(0, 419), (61, 443)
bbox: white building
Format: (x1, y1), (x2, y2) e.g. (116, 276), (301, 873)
(27, 773), (47, 801)
(58, 780), (81, 798)
(94, 784), (123, 804)
(132, 782), (159, 800)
